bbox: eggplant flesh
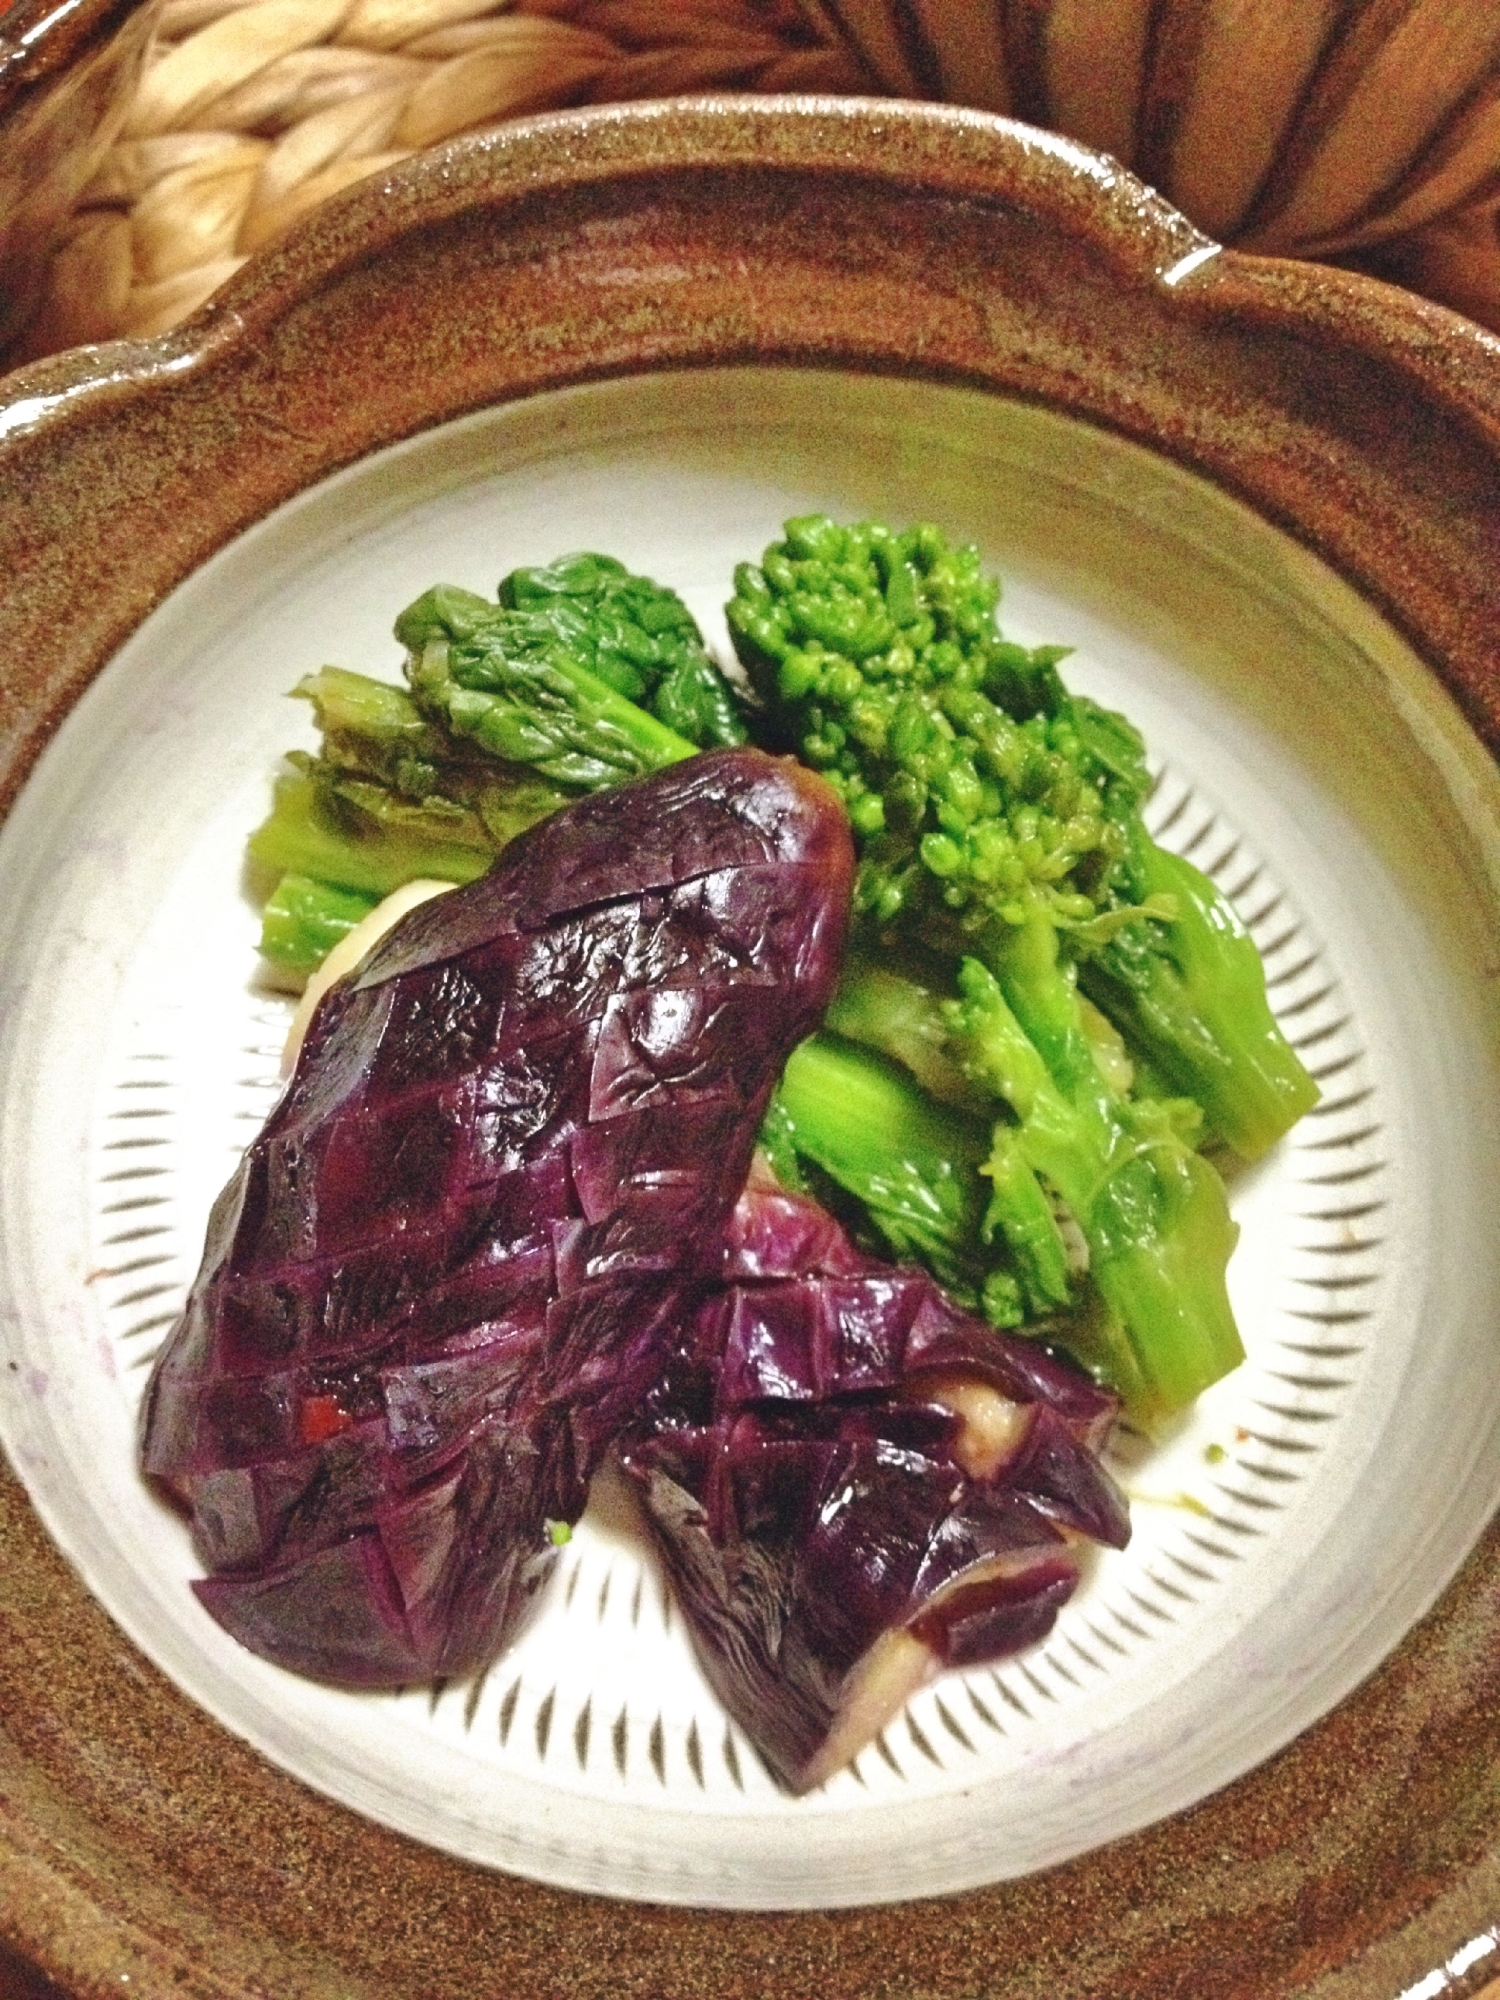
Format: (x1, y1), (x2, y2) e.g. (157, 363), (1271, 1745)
(140, 749), (853, 1684)
(139, 742), (1127, 1772)
(621, 1181), (1129, 1792)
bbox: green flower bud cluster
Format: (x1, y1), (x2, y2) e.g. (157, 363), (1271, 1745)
(727, 516), (1130, 933)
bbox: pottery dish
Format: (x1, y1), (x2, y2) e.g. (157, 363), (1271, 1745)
(0, 0), (158, 358)
(1, 98), (1500, 2000)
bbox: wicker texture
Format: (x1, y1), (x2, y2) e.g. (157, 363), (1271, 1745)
(23, 0), (1500, 354)
(25, 0), (868, 347)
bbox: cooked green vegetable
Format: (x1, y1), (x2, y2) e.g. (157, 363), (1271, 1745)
(942, 947), (1242, 1418)
(244, 522), (1316, 1426)
(725, 513), (1315, 1161)
(257, 873), (379, 981)
(397, 552), (745, 760)
(725, 513), (1132, 934)
(727, 515), (1317, 1419)
(250, 555), (734, 969)
(1077, 823), (1320, 1160)
(396, 577), (708, 790)
(820, 953), (1071, 1320)
(810, 944), (1240, 1413)
(248, 762), (503, 899)
(772, 1031), (1022, 1323)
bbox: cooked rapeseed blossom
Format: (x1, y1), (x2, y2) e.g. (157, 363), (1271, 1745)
(725, 514), (1144, 935)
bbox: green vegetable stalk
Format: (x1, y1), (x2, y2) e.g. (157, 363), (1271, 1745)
(243, 521), (1318, 1427)
(250, 554), (733, 974)
(248, 763), (502, 899)
(258, 874), (380, 982)
(944, 942), (1243, 1420)
(821, 954), (1072, 1319)
(726, 515), (1310, 1419)
(1077, 824), (1320, 1160)
(771, 1033), (1027, 1327)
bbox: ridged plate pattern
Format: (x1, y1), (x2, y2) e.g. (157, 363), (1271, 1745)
(86, 757), (1380, 1813)
(4, 369), (1496, 1907)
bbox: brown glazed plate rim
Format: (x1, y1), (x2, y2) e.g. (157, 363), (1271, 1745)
(0, 0), (154, 103)
(2, 95), (1500, 2000)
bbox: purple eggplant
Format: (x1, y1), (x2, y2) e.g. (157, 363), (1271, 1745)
(621, 1178), (1128, 1791)
(141, 749), (853, 1684)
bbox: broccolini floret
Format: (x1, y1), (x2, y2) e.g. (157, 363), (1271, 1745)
(727, 515), (1315, 1160)
(245, 523), (1316, 1428)
(728, 515), (1317, 1420)
(726, 513), (1138, 937)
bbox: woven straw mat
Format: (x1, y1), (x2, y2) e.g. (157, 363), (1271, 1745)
(23, 0), (1500, 359)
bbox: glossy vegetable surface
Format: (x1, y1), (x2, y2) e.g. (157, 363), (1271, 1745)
(623, 1177), (1128, 1791)
(729, 516), (1317, 1418)
(141, 749), (852, 1684)
(247, 551), (736, 917)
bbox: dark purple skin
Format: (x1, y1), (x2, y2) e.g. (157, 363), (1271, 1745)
(140, 749), (853, 1686)
(620, 1180), (1129, 1791)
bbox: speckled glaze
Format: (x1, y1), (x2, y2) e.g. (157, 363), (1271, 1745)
(0, 0), (158, 358)
(2, 98), (1500, 2000)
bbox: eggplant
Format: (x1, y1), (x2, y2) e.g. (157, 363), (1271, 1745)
(620, 1178), (1129, 1791)
(141, 749), (853, 1684)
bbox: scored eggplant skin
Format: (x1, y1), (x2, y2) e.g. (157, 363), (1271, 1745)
(620, 1179), (1129, 1792)
(140, 749), (853, 1686)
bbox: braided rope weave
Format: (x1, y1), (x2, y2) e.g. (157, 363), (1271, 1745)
(24, 0), (1500, 355)
(27, 0), (869, 348)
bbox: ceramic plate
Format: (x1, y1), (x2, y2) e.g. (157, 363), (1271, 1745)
(2, 98), (1500, 1999)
